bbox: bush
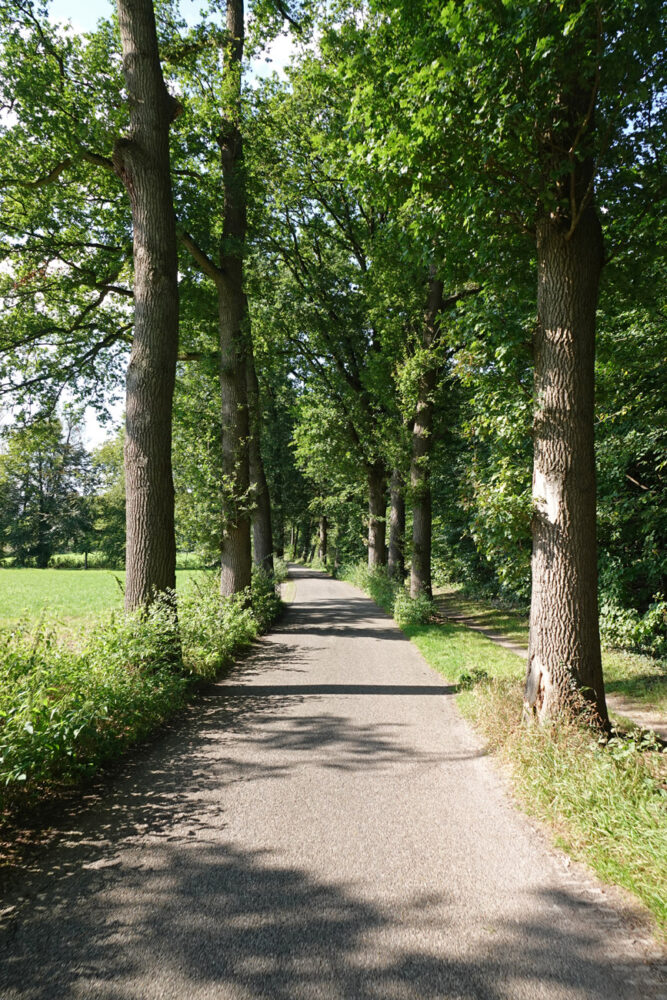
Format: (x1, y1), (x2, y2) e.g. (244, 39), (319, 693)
(339, 562), (435, 626)
(0, 607), (188, 791)
(600, 597), (667, 658)
(393, 588), (436, 627)
(250, 566), (282, 632)
(273, 556), (289, 584)
(0, 571), (283, 808)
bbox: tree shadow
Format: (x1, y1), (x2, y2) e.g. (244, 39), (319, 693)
(278, 597), (411, 642)
(1, 839), (659, 999)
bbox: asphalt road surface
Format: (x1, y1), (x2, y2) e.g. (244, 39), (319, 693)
(1, 566), (664, 999)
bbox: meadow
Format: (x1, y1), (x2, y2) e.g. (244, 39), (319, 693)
(0, 567), (210, 639)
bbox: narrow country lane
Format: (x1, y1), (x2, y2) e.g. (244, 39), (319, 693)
(0, 567), (663, 999)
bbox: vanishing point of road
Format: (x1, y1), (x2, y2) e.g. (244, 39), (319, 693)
(0, 566), (664, 999)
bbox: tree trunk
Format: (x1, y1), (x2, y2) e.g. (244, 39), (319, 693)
(525, 205), (608, 726)
(318, 515), (328, 562)
(388, 469), (405, 580)
(246, 333), (274, 575)
(115, 0), (179, 611)
(367, 461), (387, 568)
(300, 518), (312, 562)
(217, 0), (251, 597)
(410, 275), (442, 600)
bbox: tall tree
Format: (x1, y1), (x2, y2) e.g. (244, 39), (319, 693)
(115, 0), (181, 610)
(0, 2), (181, 610)
(0, 416), (94, 568)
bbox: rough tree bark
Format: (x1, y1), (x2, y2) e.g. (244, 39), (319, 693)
(216, 0), (252, 596)
(388, 469), (405, 580)
(318, 515), (328, 562)
(367, 460), (387, 568)
(115, 0), (179, 611)
(525, 48), (608, 726)
(246, 333), (274, 575)
(410, 276), (443, 599)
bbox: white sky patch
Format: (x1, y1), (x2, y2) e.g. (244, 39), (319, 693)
(83, 400), (123, 448)
(49, 0), (112, 33)
(252, 30), (298, 80)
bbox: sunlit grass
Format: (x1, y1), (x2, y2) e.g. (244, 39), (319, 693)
(434, 584), (667, 712)
(0, 568), (210, 642)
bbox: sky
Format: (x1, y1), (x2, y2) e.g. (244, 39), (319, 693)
(50, 0), (211, 34)
(42, 1), (297, 447)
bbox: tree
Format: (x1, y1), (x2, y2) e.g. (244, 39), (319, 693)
(0, 416), (93, 567)
(115, 0), (180, 610)
(351, 0), (664, 722)
(91, 428), (127, 568)
(0, 0), (181, 611)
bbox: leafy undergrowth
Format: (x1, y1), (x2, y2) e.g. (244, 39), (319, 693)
(338, 562), (436, 627)
(405, 621), (667, 935)
(435, 584), (667, 713)
(0, 567), (282, 823)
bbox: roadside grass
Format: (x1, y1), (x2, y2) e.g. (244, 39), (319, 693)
(0, 568), (209, 642)
(435, 584), (667, 713)
(406, 620), (667, 935)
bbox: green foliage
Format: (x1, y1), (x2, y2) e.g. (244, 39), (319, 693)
(249, 565), (283, 632)
(0, 570), (283, 806)
(272, 556), (289, 584)
(600, 599), (667, 659)
(48, 551), (120, 570)
(0, 609), (188, 790)
(90, 429), (126, 567)
(339, 562), (435, 626)
(0, 416), (95, 568)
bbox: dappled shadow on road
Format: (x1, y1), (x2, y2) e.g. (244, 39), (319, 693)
(279, 597), (409, 642)
(221, 684), (457, 696)
(1, 838), (655, 999)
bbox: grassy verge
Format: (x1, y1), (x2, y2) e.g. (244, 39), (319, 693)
(345, 565), (667, 935)
(0, 568), (283, 828)
(435, 584), (667, 713)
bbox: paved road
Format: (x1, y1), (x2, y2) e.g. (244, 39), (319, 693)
(0, 566), (663, 999)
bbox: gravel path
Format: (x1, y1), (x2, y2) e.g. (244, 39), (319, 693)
(0, 565), (664, 999)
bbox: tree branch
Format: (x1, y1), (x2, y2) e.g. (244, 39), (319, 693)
(179, 231), (223, 282)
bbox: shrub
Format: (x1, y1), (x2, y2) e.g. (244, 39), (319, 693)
(250, 566), (282, 633)
(0, 570), (283, 808)
(339, 562), (435, 626)
(600, 597), (667, 658)
(393, 588), (436, 627)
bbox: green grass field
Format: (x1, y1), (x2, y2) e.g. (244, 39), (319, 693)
(0, 568), (211, 638)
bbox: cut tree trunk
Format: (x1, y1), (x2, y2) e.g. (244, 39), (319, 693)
(246, 334), (274, 575)
(115, 0), (179, 612)
(318, 515), (328, 562)
(410, 276), (443, 600)
(388, 469), (405, 580)
(525, 203), (608, 726)
(367, 461), (387, 568)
